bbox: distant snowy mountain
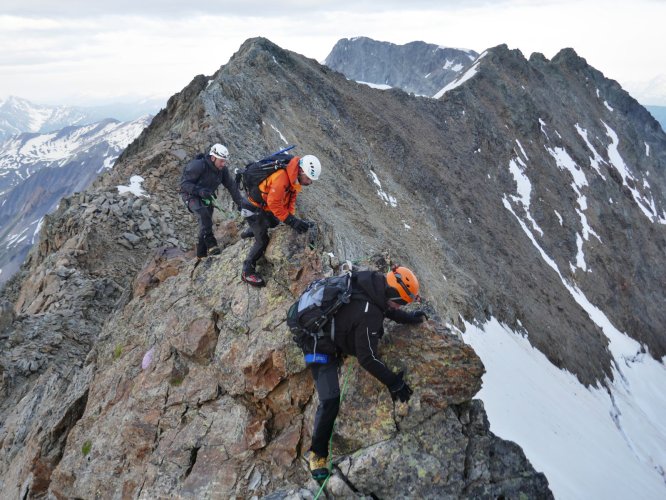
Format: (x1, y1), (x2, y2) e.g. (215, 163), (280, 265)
(0, 96), (99, 143)
(0, 115), (151, 286)
(325, 36), (478, 97)
(0, 96), (163, 144)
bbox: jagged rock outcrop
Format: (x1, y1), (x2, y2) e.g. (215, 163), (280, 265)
(38, 227), (546, 498)
(325, 36), (478, 96)
(1, 35), (665, 497)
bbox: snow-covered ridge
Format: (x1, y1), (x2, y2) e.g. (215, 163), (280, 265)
(0, 96), (93, 140)
(0, 95), (163, 145)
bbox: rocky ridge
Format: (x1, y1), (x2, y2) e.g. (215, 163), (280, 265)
(328, 39), (666, 379)
(0, 37), (556, 497)
(0, 196), (551, 497)
(1, 35), (665, 497)
(39, 229), (547, 498)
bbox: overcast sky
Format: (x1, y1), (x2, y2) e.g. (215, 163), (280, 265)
(1, 0), (665, 106)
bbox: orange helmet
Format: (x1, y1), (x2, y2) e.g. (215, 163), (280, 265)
(386, 265), (420, 304)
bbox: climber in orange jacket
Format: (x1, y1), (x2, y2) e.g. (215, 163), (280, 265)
(240, 154), (321, 286)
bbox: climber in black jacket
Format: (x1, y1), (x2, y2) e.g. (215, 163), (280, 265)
(306, 266), (427, 480)
(180, 144), (243, 257)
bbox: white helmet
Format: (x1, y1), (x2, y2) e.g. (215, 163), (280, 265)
(209, 143), (229, 160)
(299, 155), (321, 180)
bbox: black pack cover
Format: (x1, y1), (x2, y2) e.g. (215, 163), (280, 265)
(287, 273), (352, 355)
(237, 153), (293, 204)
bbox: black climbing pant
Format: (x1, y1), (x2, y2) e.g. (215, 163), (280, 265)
(188, 198), (217, 257)
(242, 210), (279, 272)
(310, 360), (341, 458)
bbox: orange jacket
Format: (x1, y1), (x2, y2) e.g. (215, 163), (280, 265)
(251, 156), (302, 221)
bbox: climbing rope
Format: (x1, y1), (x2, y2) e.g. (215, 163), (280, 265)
(314, 362), (353, 499)
(207, 196), (240, 221)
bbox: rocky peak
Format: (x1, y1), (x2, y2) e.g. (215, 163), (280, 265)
(325, 36), (478, 97)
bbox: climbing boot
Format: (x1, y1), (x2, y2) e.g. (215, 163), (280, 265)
(307, 451), (329, 481)
(242, 270), (265, 287)
(240, 228), (254, 239)
(204, 234), (219, 254)
(196, 243), (207, 258)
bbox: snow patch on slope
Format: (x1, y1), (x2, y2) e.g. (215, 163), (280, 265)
(117, 175), (148, 198)
(463, 317), (666, 500)
(602, 121), (665, 223)
(494, 201), (666, 499)
(369, 170), (397, 207)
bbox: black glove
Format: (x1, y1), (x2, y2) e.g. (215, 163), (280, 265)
(386, 309), (428, 324)
(388, 371), (413, 403)
(406, 311), (428, 324)
(198, 188), (213, 199)
(285, 215), (310, 234)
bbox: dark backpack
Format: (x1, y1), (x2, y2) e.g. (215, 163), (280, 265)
(236, 152), (294, 205)
(287, 273), (353, 356)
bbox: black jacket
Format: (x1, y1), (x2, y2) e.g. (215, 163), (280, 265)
(180, 155), (242, 208)
(331, 271), (410, 388)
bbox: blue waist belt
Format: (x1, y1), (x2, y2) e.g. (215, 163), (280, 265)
(304, 353), (330, 364)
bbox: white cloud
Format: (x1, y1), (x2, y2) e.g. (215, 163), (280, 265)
(1, 1), (485, 18)
(1, 1), (665, 105)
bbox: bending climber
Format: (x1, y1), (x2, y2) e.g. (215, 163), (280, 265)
(180, 144), (243, 258)
(240, 154), (321, 287)
(305, 266), (427, 480)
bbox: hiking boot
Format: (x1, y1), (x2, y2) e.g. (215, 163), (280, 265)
(196, 243), (207, 258)
(242, 271), (265, 287)
(204, 235), (219, 251)
(240, 228), (254, 239)
(307, 451), (329, 480)
(207, 245), (221, 256)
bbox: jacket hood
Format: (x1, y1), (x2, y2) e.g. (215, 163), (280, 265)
(286, 156), (301, 185)
(353, 271), (388, 311)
